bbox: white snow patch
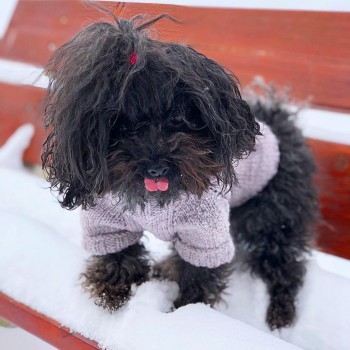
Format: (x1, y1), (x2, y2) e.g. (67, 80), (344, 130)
(0, 124), (34, 170)
(297, 109), (350, 146)
(314, 251), (350, 280)
(0, 0), (18, 39)
(0, 327), (56, 350)
(0, 59), (47, 88)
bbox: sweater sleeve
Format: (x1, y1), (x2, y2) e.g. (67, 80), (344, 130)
(172, 190), (234, 268)
(230, 122), (280, 207)
(80, 194), (143, 255)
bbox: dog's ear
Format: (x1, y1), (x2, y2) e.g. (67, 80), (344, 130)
(183, 52), (261, 188)
(42, 22), (134, 209)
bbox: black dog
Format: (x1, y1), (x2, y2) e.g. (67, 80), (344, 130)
(42, 14), (317, 330)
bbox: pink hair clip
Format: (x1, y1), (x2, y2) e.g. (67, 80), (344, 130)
(129, 51), (138, 65)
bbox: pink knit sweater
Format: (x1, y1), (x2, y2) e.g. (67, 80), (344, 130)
(81, 123), (280, 268)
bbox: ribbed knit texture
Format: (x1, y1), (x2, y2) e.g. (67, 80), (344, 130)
(81, 122), (280, 268)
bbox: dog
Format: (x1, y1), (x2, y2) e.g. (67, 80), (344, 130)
(42, 14), (318, 330)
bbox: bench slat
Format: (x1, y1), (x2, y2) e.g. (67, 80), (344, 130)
(0, 292), (99, 350)
(309, 138), (350, 258)
(0, 83), (45, 164)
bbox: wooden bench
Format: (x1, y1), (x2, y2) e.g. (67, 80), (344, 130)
(0, 1), (349, 348)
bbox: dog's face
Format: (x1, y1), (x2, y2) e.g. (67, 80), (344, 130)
(107, 89), (224, 207)
(42, 19), (259, 210)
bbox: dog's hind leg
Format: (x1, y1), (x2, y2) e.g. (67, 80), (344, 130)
(231, 100), (318, 329)
(231, 198), (311, 329)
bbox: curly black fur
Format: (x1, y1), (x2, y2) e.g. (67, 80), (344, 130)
(42, 15), (259, 210)
(153, 249), (234, 307)
(231, 96), (318, 329)
(42, 11), (318, 330)
(81, 243), (150, 311)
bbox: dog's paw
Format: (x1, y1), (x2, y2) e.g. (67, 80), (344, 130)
(173, 286), (219, 309)
(81, 257), (135, 311)
(266, 299), (296, 330)
(152, 260), (175, 280)
(153, 253), (232, 309)
(91, 281), (132, 311)
(81, 245), (150, 311)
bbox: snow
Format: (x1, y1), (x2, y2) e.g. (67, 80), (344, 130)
(0, 124), (34, 170)
(0, 126), (350, 350)
(0, 327), (56, 350)
(296, 109), (350, 146)
(0, 59), (49, 89)
(0, 0), (18, 39)
(313, 251), (350, 280)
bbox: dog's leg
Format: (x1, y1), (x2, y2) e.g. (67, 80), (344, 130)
(229, 100), (319, 329)
(231, 173), (316, 329)
(154, 249), (233, 308)
(81, 243), (150, 311)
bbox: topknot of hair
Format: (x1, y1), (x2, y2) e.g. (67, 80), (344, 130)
(118, 19), (134, 32)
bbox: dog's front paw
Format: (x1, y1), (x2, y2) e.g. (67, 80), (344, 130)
(173, 284), (217, 309)
(85, 278), (132, 311)
(153, 251), (233, 309)
(81, 257), (136, 311)
(266, 298), (296, 330)
(81, 244), (150, 311)
(153, 257), (217, 307)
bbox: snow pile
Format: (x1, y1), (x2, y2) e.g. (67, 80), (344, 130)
(0, 124), (34, 170)
(0, 126), (349, 350)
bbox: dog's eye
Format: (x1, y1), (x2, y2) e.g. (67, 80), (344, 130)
(119, 125), (129, 135)
(169, 114), (184, 126)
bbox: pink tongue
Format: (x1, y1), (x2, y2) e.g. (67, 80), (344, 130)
(144, 178), (169, 192)
(144, 178), (158, 192)
(157, 178), (169, 191)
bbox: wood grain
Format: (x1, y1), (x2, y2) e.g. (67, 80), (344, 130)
(308, 138), (350, 258)
(0, 292), (99, 349)
(0, 0), (120, 66)
(0, 83), (45, 164)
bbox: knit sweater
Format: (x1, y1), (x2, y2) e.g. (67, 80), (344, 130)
(81, 122), (280, 268)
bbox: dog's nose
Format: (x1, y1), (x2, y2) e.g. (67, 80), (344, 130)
(147, 164), (169, 177)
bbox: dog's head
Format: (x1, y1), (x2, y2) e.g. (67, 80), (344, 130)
(42, 16), (260, 210)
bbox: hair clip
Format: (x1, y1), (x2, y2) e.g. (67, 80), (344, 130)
(129, 51), (138, 65)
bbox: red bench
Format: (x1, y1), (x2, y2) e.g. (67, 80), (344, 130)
(0, 1), (349, 348)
